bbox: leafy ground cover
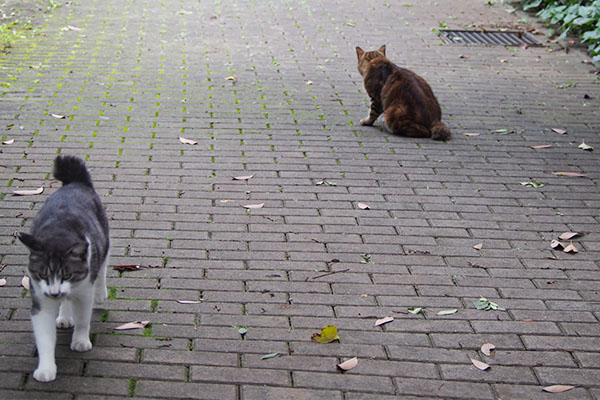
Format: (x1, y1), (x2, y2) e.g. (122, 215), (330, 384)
(0, 0), (60, 52)
(521, 0), (600, 62)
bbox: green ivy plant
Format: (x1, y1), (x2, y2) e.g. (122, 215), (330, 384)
(521, 0), (600, 62)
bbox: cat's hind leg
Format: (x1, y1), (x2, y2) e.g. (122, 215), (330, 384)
(93, 256), (109, 306)
(56, 299), (74, 329)
(384, 105), (431, 138)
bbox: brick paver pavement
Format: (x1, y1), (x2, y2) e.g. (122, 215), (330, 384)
(1, 0), (599, 398)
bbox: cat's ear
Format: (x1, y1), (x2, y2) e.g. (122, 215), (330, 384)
(18, 233), (42, 252)
(68, 241), (89, 261)
(356, 46), (365, 60)
(378, 45), (386, 56)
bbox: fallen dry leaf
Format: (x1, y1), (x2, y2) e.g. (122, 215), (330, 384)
(232, 174), (255, 181)
(471, 358), (490, 371)
(242, 203), (264, 209)
(462, 132), (480, 136)
(530, 144), (552, 149)
(357, 202), (370, 210)
(473, 243), (483, 250)
(552, 171), (586, 177)
(563, 242), (578, 253)
(225, 75), (237, 83)
(179, 137), (197, 145)
(51, 113), (66, 119)
(374, 316), (394, 327)
(13, 187), (44, 196)
(459, 55), (470, 59)
(551, 128), (567, 134)
(311, 325), (340, 343)
(481, 343), (496, 356)
(542, 385), (575, 393)
(67, 25), (82, 31)
(306, 80), (313, 85)
(559, 232), (581, 241)
(0, 278), (6, 287)
(550, 240), (565, 250)
(337, 357), (358, 371)
(112, 265), (140, 271)
(177, 300), (202, 304)
(114, 320), (150, 330)
(2, 139), (14, 145)
(21, 276), (30, 290)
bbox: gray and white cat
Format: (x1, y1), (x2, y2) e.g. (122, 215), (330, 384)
(19, 155), (110, 382)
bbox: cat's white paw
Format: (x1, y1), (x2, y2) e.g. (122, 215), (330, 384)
(360, 118), (372, 126)
(94, 286), (108, 305)
(56, 316), (74, 329)
(33, 365), (57, 382)
(71, 338), (92, 352)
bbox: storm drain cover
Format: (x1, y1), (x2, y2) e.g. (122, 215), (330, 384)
(439, 29), (541, 46)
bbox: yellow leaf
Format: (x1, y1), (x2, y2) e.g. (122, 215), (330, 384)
(311, 325), (339, 343)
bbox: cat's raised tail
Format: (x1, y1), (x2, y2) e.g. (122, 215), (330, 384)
(53, 155), (94, 188)
(431, 121), (451, 141)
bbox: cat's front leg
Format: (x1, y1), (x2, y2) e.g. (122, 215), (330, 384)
(360, 99), (383, 126)
(70, 292), (94, 352)
(31, 300), (60, 382)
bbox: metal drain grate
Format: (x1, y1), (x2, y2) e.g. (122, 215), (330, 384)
(439, 29), (541, 46)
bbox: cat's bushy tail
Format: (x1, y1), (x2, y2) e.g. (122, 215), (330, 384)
(430, 121), (451, 141)
(53, 155), (94, 188)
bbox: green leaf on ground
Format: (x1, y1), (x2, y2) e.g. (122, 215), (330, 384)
(312, 325), (340, 343)
(408, 307), (424, 315)
(437, 309), (458, 315)
(234, 325), (248, 335)
(261, 353), (280, 360)
(474, 297), (506, 311)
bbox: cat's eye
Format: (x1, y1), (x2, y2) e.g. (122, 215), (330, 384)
(38, 273), (48, 280)
(62, 273), (72, 281)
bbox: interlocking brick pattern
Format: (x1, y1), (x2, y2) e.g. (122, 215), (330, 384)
(1, 0), (599, 398)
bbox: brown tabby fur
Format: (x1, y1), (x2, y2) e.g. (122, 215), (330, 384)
(356, 45), (451, 141)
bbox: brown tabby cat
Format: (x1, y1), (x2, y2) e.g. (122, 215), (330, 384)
(356, 45), (451, 141)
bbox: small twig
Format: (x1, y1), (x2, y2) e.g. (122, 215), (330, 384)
(310, 268), (349, 280)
